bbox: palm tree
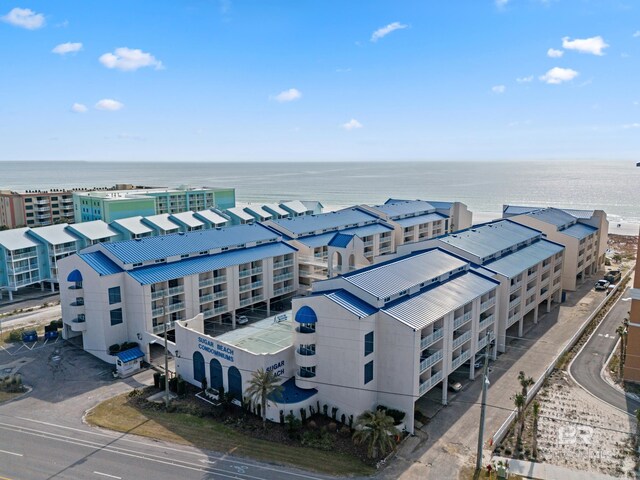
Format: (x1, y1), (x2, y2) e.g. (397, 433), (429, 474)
(616, 325), (627, 378)
(518, 371), (534, 400)
(352, 409), (396, 458)
(532, 401), (540, 458)
(513, 392), (526, 445)
(245, 368), (283, 428)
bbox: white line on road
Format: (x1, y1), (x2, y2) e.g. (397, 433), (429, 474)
(0, 448), (23, 457)
(94, 472), (121, 479)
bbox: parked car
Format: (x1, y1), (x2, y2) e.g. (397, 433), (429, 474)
(594, 279), (610, 291)
(237, 315), (249, 325)
(448, 380), (462, 392)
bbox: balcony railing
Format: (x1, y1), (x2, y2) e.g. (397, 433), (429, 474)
(168, 285), (184, 296)
(419, 371), (443, 395)
(297, 347), (316, 356)
(273, 259), (294, 270)
(478, 314), (495, 331)
(9, 265), (37, 274)
(477, 335), (489, 351)
(509, 281), (522, 293)
(420, 329), (444, 350)
(199, 294), (214, 303)
(526, 286), (536, 297)
(151, 289), (167, 300)
(239, 266), (263, 278)
(273, 272), (294, 283)
(480, 297), (496, 311)
(167, 302), (185, 313)
(509, 297), (521, 309)
(298, 368), (316, 378)
(152, 307), (164, 317)
(453, 311), (473, 330)
(239, 295), (263, 307)
(152, 320), (175, 335)
(296, 325), (316, 334)
(452, 331), (472, 350)
(239, 280), (263, 293)
(507, 311), (522, 328)
(274, 285), (295, 296)
(54, 245), (77, 255)
(9, 251), (37, 261)
(379, 245), (392, 254)
(420, 350), (443, 373)
(213, 290), (227, 299)
(198, 278), (214, 288)
(452, 350), (471, 370)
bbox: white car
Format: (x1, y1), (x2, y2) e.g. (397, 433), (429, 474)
(237, 315), (249, 325)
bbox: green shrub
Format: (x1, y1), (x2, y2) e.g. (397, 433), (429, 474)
(301, 429), (333, 450)
(108, 344), (120, 355)
(8, 329), (24, 342)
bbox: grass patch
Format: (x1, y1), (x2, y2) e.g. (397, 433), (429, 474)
(0, 390), (23, 403)
(86, 393), (374, 477)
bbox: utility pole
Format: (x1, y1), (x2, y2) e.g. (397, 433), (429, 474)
(163, 295), (170, 410)
(475, 331), (492, 473)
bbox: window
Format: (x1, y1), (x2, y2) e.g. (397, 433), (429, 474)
(110, 308), (123, 326)
(108, 286), (121, 304)
(364, 332), (374, 356)
(364, 361), (374, 384)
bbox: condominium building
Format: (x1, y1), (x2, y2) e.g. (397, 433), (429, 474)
(397, 220), (565, 352)
(503, 205), (608, 290)
(73, 186), (236, 223)
(0, 189), (75, 229)
(57, 224), (298, 364)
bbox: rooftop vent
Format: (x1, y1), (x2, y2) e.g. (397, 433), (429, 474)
(178, 232), (185, 235)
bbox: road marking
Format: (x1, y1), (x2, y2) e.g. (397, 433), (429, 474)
(0, 475), (15, 480)
(94, 472), (121, 479)
(0, 449), (22, 457)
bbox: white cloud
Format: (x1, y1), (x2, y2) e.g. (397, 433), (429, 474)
(2, 7), (45, 29)
(539, 67), (579, 84)
(371, 22), (407, 42)
(562, 36), (609, 56)
(71, 103), (88, 113)
(273, 88), (302, 103)
(99, 47), (163, 71)
(95, 99), (124, 111)
(623, 123), (640, 129)
(547, 48), (564, 58)
(342, 119), (363, 130)
(633, 31), (640, 38)
(516, 75), (534, 83)
(52, 42), (82, 55)
(492, 85), (506, 94)
(495, 0), (509, 7)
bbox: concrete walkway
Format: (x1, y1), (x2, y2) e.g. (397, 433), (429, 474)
(492, 456), (623, 480)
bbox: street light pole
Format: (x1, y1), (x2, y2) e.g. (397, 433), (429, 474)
(475, 331), (492, 473)
(163, 297), (170, 410)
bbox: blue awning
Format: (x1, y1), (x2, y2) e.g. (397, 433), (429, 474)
(294, 306), (317, 324)
(116, 347), (145, 363)
(66, 269), (83, 282)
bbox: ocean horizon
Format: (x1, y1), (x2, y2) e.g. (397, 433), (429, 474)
(2, 160), (639, 235)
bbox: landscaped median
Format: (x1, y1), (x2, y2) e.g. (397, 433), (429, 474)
(85, 388), (375, 477)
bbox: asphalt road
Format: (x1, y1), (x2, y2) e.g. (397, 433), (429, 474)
(569, 287), (640, 415)
(0, 414), (332, 480)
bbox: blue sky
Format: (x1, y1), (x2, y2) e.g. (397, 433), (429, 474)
(1, 0), (639, 162)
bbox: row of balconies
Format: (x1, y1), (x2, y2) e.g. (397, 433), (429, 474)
(273, 259), (294, 270)
(420, 328), (444, 350)
(239, 266), (263, 278)
(198, 275), (227, 288)
(419, 371), (443, 395)
(239, 280), (263, 293)
(480, 296), (496, 312)
(451, 350), (471, 370)
(453, 311), (473, 330)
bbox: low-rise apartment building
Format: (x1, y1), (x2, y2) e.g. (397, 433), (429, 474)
(0, 189), (75, 229)
(503, 205), (608, 290)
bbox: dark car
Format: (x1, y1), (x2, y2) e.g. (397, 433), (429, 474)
(594, 279), (610, 291)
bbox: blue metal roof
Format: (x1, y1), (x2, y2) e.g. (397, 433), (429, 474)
(503, 205), (539, 216)
(294, 306), (318, 324)
(561, 223), (598, 239)
(66, 269), (83, 282)
(324, 290), (378, 318)
(271, 208), (379, 236)
(372, 200), (435, 218)
(101, 223), (280, 264)
(425, 200), (454, 210)
(382, 271), (498, 330)
(268, 376), (317, 403)
(343, 248), (468, 300)
(296, 223), (393, 248)
(328, 233), (354, 248)
(438, 220), (542, 261)
(116, 347), (145, 363)
(526, 208), (576, 229)
(127, 242), (296, 285)
(393, 212), (448, 228)
(484, 239), (564, 278)
(79, 251), (123, 276)
(560, 208), (595, 219)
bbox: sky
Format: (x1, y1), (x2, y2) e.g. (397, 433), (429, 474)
(0, 0), (639, 162)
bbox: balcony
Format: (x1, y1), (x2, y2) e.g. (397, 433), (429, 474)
(10, 251), (37, 261)
(296, 325), (316, 334)
(202, 309), (215, 319)
(419, 371), (443, 395)
(542, 263), (551, 273)
(480, 297), (496, 311)
(239, 295), (263, 307)
(509, 297), (521, 309)
(151, 289), (166, 300)
(152, 307), (164, 317)
(452, 350), (471, 370)
(420, 329), (444, 350)
(213, 290), (227, 300)
(36, 206), (50, 212)
(453, 311), (473, 330)
(273, 259), (294, 270)
(540, 277), (550, 288)
(452, 331), (472, 350)
(70, 316), (86, 332)
(11, 276), (39, 287)
(152, 320), (175, 335)
(70, 298), (84, 307)
(526, 285), (536, 297)
(297, 346), (316, 356)
(420, 350), (443, 373)
(167, 302), (185, 313)
(239, 280), (263, 293)
(509, 281), (522, 294)
(9, 265), (36, 274)
(214, 305), (227, 314)
(507, 311), (522, 328)
(239, 266), (263, 278)
(198, 278), (214, 288)
(477, 335), (489, 351)
(273, 272), (294, 283)
(199, 294), (214, 303)
(379, 245), (392, 254)
(478, 314), (495, 331)
(213, 275), (227, 285)
(55, 245), (77, 255)
(363, 239), (373, 247)
(37, 214), (51, 220)
(61, 198), (74, 204)
(298, 368), (316, 378)
(35, 199), (49, 205)
(168, 285), (184, 296)
(299, 256), (327, 268)
(274, 285), (295, 296)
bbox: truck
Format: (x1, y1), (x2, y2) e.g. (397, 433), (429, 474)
(604, 270), (622, 284)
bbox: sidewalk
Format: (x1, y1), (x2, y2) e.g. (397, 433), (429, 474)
(492, 456), (622, 480)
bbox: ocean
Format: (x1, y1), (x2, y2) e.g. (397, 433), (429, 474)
(1, 160), (638, 234)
